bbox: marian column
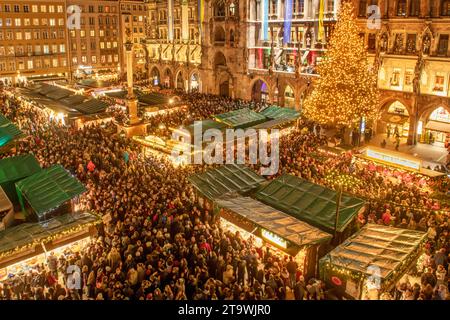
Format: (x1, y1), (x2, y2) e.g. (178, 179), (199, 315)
(124, 33), (139, 125)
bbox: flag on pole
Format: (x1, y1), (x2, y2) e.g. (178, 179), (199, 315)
(318, 0), (325, 41)
(168, 0), (174, 41)
(261, 0), (269, 41)
(283, 0), (293, 44)
(198, 0), (204, 34)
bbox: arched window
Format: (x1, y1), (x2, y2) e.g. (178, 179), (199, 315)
(229, 2), (236, 16)
(397, 0), (407, 16)
(214, 0), (225, 17)
(410, 0), (420, 16)
(442, 0), (450, 16)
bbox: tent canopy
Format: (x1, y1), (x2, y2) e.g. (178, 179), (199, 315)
(188, 164), (266, 200)
(0, 114), (25, 147)
(0, 154), (42, 185)
(259, 106), (300, 121)
(255, 174), (365, 233)
(0, 212), (100, 257)
(319, 224), (427, 280)
(15, 165), (86, 219)
(214, 108), (267, 129)
(216, 196), (332, 248)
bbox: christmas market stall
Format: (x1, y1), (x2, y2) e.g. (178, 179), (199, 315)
(319, 224), (428, 300)
(165, 119), (229, 161)
(255, 174), (366, 242)
(355, 146), (446, 179)
(0, 211), (101, 274)
(215, 196), (332, 280)
(15, 165), (87, 222)
(214, 108), (268, 129)
(259, 106), (300, 124)
(188, 164), (266, 211)
(0, 154), (42, 208)
(0, 113), (25, 153)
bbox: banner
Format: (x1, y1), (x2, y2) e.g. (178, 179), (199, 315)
(318, 0), (325, 41)
(198, 0), (204, 35)
(168, 0), (174, 41)
(283, 0), (293, 44)
(261, 0), (269, 41)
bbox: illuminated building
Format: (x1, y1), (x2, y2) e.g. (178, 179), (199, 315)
(0, 0), (69, 84)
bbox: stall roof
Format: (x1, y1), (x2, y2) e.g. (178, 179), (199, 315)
(45, 88), (72, 101)
(78, 79), (112, 88)
(60, 95), (87, 106)
(139, 93), (169, 106)
(0, 154), (42, 185)
(0, 212), (101, 258)
(185, 119), (228, 137)
(214, 108), (267, 129)
(15, 165), (87, 219)
(255, 174), (365, 233)
(0, 114), (25, 147)
(17, 88), (81, 115)
(188, 164), (266, 200)
(73, 99), (108, 115)
(251, 117), (296, 130)
(319, 224), (427, 279)
(259, 106), (300, 121)
(216, 196), (332, 247)
(36, 84), (58, 95)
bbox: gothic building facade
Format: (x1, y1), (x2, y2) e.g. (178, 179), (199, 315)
(146, 0), (450, 145)
(146, 0), (202, 91)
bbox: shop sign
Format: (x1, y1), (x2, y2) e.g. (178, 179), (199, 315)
(366, 148), (420, 170)
(261, 229), (287, 249)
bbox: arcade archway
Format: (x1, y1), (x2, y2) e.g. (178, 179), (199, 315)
(163, 68), (173, 88)
(419, 106), (450, 146)
(151, 67), (160, 86)
(252, 79), (269, 103)
(190, 72), (200, 92)
(176, 71), (185, 90)
(378, 101), (411, 138)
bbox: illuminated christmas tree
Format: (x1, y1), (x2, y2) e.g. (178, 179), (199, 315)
(303, 2), (379, 127)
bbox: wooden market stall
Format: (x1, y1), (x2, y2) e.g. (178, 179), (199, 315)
(215, 196), (332, 280)
(188, 164), (266, 211)
(319, 224), (427, 300)
(255, 174), (366, 242)
(15, 165), (87, 222)
(0, 212), (101, 272)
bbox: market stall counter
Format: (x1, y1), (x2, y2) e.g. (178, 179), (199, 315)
(319, 224), (427, 300)
(214, 196), (332, 280)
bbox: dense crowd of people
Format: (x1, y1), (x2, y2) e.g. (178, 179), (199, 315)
(0, 88), (449, 300)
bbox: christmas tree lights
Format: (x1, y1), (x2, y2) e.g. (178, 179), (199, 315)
(303, 2), (380, 127)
